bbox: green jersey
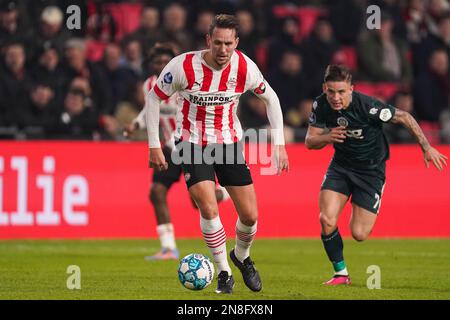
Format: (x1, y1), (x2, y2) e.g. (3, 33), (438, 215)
(309, 91), (396, 170)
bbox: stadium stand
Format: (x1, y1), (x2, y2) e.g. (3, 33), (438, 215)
(0, 0), (449, 143)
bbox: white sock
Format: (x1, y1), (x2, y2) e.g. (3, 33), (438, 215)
(234, 219), (257, 263)
(156, 223), (176, 250)
(335, 268), (349, 276)
(200, 215), (231, 274)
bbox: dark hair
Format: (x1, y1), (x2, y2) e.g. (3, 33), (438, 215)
(148, 43), (177, 62)
(120, 36), (140, 51)
(4, 41), (25, 50)
(36, 40), (58, 57)
(68, 88), (86, 98)
(438, 11), (450, 24)
(0, 0), (18, 12)
(208, 14), (239, 38)
(324, 64), (352, 83)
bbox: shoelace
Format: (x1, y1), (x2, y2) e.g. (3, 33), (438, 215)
(243, 259), (256, 276)
(218, 272), (229, 285)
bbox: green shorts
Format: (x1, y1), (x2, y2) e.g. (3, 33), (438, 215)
(321, 160), (386, 214)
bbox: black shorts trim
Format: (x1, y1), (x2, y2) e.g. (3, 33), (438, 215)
(320, 187), (351, 198)
(321, 161), (386, 214)
(174, 141), (253, 189)
(152, 147), (182, 189)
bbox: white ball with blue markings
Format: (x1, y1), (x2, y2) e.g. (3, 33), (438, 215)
(178, 253), (215, 290)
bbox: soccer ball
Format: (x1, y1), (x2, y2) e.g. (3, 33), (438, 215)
(177, 253), (215, 290)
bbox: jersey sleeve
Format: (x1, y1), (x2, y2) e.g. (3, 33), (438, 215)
(132, 78), (156, 129)
(142, 78), (150, 97)
(244, 55), (267, 93)
(151, 55), (186, 100)
(243, 55), (286, 145)
(308, 99), (327, 128)
(364, 96), (396, 124)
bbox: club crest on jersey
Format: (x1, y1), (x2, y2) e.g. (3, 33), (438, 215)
(337, 117), (349, 127)
(254, 82), (266, 95)
(163, 72), (173, 84)
(312, 101), (318, 110)
(379, 108), (392, 122)
(228, 77), (237, 86)
(369, 107), (378, 115)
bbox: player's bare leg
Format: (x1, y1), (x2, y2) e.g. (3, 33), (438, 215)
(349, 204), (378, 242)
(216, 185), (231, 202)
(189, 180), (234, 293)
(319, 190), (348, 234)
(189, 181), (220, 219)
(150, 183), (171, 225)
(145, 183), (179, 260)
(225, 184), (262, 292)
(319, 190), (352, 285)
(189, 185), (230, 209)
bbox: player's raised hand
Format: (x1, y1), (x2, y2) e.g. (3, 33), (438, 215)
(149, 148), (169, 171)
(276, 145), (289, 175)
(424, 147), (448, 171)
(123, 122), (139, 138)
(328, 126), (347, 144)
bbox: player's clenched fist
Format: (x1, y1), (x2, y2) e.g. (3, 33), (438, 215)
(123, 122), (139, 138)
(328, 126), (347, 144)
(149, 148), (169, 171)
(276, 145), (289, 175)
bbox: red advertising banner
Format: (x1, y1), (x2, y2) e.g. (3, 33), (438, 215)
(0, 141), (449, 239)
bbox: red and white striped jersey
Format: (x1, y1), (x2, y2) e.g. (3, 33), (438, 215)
(151, 49), (268, 145)
(135, 75), (179, 149)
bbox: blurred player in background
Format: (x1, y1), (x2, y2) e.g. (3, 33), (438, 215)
(125, 43), (230, 261)
(305, 64), (447, 285)
(145, 14), (289, 294)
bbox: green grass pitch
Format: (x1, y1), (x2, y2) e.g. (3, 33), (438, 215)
(1, 239), (449, 300)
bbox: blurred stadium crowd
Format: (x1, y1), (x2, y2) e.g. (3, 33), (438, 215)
(1, 0), (450, 144)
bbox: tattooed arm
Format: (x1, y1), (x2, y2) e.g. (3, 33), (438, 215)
(391, 109), (447, 170)
(391, 109), (431, 152)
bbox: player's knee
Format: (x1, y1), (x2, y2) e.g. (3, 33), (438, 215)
(319, 213), (338, 230)
(189, 196), (199, 209)
(196, 202), (219, 219)
(351, 228), (369, 242)
(150, 184), (168, 206)
(239, 212), (258, 226)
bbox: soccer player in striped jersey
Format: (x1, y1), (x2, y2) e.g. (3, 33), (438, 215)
(145, 15), (289, 293)
(125, 43), (230, 261)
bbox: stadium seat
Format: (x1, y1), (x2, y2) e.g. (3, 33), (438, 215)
(272, 5), (327, 42)
(376, 83), (399, 101)
(255, 41), (269, 74)
(297, 7), (327, 40)
(272, 5), (299, 18)
(419, 121), (441, 145)
(354, 82), (399, 102)
(104, 3), (143, 41)
(85, 40), (107, 62)
(354, 82), (378, 98)
(332, 46), (358, 72)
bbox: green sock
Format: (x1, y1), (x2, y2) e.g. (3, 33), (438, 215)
(333, 260), (347, 273)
